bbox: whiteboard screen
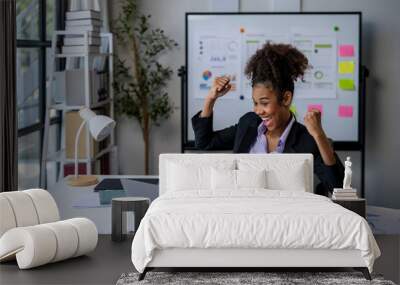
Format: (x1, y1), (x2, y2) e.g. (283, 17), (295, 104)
(185, 13), (362, 148)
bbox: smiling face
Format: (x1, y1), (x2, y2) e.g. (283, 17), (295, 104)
(252, 83), (292, 132)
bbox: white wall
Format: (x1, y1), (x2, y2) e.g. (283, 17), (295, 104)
(111, 0), (400, 208)
(112, 0), (208, 176)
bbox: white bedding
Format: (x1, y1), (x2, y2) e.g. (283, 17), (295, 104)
(131, 190), (380, 273)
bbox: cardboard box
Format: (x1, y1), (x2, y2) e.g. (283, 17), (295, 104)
(65, 111), (99, 159)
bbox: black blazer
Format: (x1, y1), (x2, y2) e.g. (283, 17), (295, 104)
(191, 111), (344, 193)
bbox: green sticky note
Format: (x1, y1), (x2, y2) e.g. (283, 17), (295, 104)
(338, 61), (355, 74)
(338, 79), (355, 91)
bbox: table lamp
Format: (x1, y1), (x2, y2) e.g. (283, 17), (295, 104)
(67, 108), (116, 186)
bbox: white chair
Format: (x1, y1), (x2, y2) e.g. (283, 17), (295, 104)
(0, 189), (98, 269)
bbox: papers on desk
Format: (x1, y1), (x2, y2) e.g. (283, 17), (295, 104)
(94, 178), (124, 192)
(72, 192), (107, 208)
(72, 178), (159, 208)
(122, 179), (159, 202)
(72, 199), (107, 208)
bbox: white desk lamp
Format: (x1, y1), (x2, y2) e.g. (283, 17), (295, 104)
(67, 107), (116, 186)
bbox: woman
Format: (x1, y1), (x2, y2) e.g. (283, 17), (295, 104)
(191, 42), (344, 194)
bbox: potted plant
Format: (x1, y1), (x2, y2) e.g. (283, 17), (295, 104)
(113, 0), (178, 174)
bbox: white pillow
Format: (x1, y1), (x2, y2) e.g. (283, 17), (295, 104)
(166, 159), (235, 192)
(237, 158), (308, 192)
(266, 162), (307, 191)
(211, 168), (236, 190)
(211, 168), (267, 191)
(236, 169), (267, 189)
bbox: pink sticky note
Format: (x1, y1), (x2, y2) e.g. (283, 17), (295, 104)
(307, 104), (323, 114)
(338, 105), (353, 118)
(339, 45), (354, 57)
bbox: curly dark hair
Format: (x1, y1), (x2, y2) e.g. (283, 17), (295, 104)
(244, 42), (309, 103)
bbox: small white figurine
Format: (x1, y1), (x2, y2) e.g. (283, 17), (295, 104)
(343, 156), (352, 189)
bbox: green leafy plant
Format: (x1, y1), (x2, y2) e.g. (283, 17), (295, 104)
(113, 0), (178, 174)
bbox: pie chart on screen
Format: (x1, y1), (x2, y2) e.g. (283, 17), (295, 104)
(202, 70), (212, 80)
(314, 70), (324, 80)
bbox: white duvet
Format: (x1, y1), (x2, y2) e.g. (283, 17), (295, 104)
(131, 190), (380, 273)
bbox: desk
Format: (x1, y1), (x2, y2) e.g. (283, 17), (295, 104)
(48, 175), (158, 234)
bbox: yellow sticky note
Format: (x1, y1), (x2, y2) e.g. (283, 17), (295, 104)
(338, 61), (355, 74)
(338, 79), (355, 91)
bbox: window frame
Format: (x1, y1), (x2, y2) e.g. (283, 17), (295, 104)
(16, 0), (62, 186)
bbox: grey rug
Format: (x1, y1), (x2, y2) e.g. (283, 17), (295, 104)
(116, 271), (396, 285)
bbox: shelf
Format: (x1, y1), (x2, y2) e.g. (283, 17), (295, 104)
(41, 31), (115, 184)
(50, 98), (113, 111)
(55, 52), (112, 58)
(47, 144), (115, 162)
(53, 31), (113, 37)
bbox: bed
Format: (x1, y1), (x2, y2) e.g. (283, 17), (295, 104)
(131, 154), (380, 280)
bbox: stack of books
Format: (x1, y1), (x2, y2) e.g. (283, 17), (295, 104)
(332, 188), (358, 200)
(63, 10), (102, 54)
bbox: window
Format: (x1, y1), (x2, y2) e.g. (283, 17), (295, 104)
(16, 48), (40, 129)
(16, 0), (60, 189)
(46, 0), (55, 41)
(16, 0), (39, 40)
(18, 131), (41, 189)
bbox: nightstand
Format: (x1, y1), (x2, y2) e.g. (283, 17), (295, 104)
(111, 197), (150, 242)
(332, 198), (366, 218)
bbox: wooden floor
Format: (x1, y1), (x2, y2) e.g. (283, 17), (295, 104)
(0, 235), (398, 285)
(0, 235), (133, 285)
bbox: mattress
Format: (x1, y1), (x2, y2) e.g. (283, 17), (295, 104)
(131, 190), (380, 273)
